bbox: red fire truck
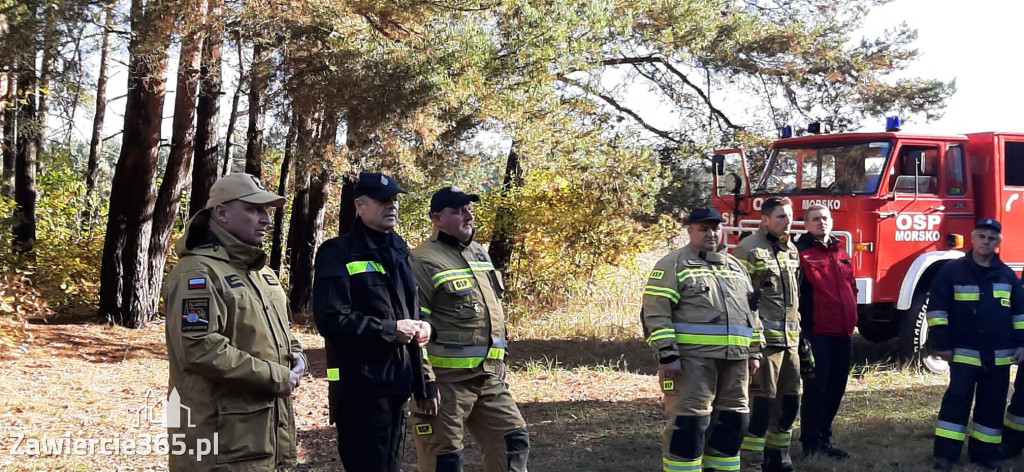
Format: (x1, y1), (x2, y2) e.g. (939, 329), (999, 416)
(712, 119), (1024, 372)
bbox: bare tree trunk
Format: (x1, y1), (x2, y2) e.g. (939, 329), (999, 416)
(222, 31), (244, 177)
(147, 0), (206, 305)
(243, 41), (266, 178)
(269, 115), (295, 274)
(13, 64), (39, 254)
(98, 0), (174, 328)
(35, 2), (57, 164)
(288, 111), (336, 315)
(2, 75), (15, 198)
(488, 145), (525, 273)
(85, 4), (113, 197)
(286, 164), (310, 313)
(189, 0), (222, 216)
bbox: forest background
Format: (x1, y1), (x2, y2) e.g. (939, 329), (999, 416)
(0, 0), (954, 331)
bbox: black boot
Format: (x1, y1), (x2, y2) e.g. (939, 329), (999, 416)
(764, 448), (795, 472)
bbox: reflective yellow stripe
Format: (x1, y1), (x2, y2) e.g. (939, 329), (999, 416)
(971, 428), (1002, 444)
(995, 290), (1011, 299)
(469, 261), (494, 272)
(327, 368), (340, 381)
(487, 348), (504, 359)
(420, 307), (432, 315)
(954, 293), (980, 301)
(427, 355), (484, 369)
(741, 436), (765, 451)
(432, 268), (475, 288)
(928, 318), (949, 326)
(702, 455), (740, 471)
(936, 428), (966, 441)
(676, 334), (752, 347)
(645, 285), (681, 303)
(766, 431), (791, 447)
(953, 355), (982, 366)
(346, 261), (385, 275)
(647, 329), (676, 345)
(663, 457), (702, 472)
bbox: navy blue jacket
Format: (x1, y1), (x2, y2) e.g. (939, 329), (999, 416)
(928, 251), (1024, 365)
(313, 217), (433, 421)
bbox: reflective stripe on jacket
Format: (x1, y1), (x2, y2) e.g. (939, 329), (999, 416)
(412, 231), (508, 383)
(165, 212), (304, 471)
(733, 228), (800, 347)
(641, 245), (763, 362)
(926, 251), (1024, 362)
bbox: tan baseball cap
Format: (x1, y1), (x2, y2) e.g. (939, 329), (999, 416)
(204, 173), (286, 209)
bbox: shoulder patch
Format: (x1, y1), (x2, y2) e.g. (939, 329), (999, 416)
(224, 274), (244, 289)
(452, 279), (473, 291)
(650, 269), (665, 280)
(262, 273), (280, 286)
(415, 423), (433, 436)
(182, 298), (211, 332)
(188, 278), (207, 290)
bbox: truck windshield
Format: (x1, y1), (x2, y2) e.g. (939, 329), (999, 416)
(754, 141), (893, 195)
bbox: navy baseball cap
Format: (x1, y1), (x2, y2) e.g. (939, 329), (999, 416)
(687, 207), (723, 225)
(354, 172), (406, 200)
(430, 186), (480, 214)
(976, 218), (1002, 233)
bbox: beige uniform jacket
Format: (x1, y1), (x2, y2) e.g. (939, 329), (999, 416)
(165, 212), (305, 472)
(411, 232), (507, 383)
(733, 228), (801, 348)
(642, 245), (763, 362)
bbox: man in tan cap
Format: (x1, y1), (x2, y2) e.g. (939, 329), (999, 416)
(164, 173), (308, 471)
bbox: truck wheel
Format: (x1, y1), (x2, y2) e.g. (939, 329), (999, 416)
(897, 290), (949, 374)
(856, 320), (896, 343)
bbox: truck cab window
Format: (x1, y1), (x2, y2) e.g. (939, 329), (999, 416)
(1005, 141), (1024, 187)
(945, 146), (966, 196)
(891, 146), (939, 194)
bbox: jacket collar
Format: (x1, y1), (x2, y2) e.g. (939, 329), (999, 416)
(175, 211), (267, 270)
(350, 217), (409, 254)
(435, 229), (473, 249)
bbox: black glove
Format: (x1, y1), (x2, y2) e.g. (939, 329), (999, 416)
(747, 289), (763, 312)
(799, 337), (815, 380)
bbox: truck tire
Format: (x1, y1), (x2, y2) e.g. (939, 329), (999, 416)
(897, 289), (949, 374)
(856, 320), (896, 343)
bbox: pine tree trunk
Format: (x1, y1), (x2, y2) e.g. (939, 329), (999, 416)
(97, 0), (173, 328)
(2, 75), (15, 199)
(488, 146), (524, 273)
(286, 165), (310, 313)
(13, 65), (39, 254)
(222, 31), (244, 177)
(269, 115), (295, 274)
(337, 175), (357, 235)
(189, 0), (222, 216)
(85, 4), (113, 197)
(147, 0), (206, 305)
(243, 41), (266, 178)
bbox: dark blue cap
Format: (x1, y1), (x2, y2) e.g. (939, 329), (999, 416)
(976, 218), (1002, 233)
(687, 207), (723, 225)
(430, 186), (480, 214)
(354, 172), (406, 200)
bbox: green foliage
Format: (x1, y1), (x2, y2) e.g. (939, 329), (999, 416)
(0, 147), (108, 317)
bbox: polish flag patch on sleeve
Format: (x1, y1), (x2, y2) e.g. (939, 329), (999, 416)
(188, 278), (207, 290)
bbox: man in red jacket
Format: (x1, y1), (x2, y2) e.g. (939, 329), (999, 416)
(795, 204), (858, 459)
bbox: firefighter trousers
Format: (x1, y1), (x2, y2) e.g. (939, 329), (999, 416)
(741, 345), (801, 472)
(1004, 368), (1024, 455)
(412, 374), (529, 472)
(662, 356), (750, 472)
(336, 396), (408, 472)
(933, 362), (1009, 464)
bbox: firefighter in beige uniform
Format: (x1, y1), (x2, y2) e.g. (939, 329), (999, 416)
(641, 207), (763, 472)
(410, 187), (530, 472)
(734, 197), (802, 472)
(164, 173), (307, 472)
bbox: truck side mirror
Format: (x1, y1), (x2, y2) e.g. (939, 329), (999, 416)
(712, 154), (725, 176)
(910, 150), (926, 175)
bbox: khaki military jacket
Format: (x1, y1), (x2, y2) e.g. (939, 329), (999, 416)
(641, 245), (763, 362)
(165, 212), (305, 472)
(412, 232), (507, 383)
(733, 228), (801, 347)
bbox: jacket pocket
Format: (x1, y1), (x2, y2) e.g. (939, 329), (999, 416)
(677, 282), (717, 315)
(215, 396), (275, 464)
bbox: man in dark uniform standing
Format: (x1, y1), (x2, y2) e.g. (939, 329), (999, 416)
(313, 171), (438, 472)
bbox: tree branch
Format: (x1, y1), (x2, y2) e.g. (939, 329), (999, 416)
(557, 75), (688, 146)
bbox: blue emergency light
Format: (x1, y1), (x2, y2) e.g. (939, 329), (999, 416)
(780, 125), (793, 139)
(886, 116), (901, 132)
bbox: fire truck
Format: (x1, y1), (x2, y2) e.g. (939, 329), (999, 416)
(711, 118), (1024, 372)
